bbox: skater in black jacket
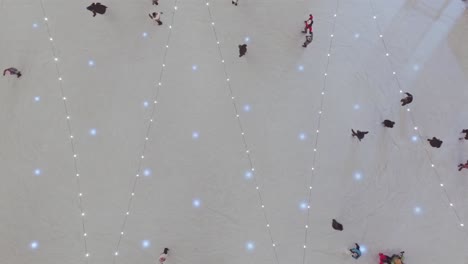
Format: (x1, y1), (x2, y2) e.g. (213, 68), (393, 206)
(87, 3), (107, 17)
(352, 129), (368, 141)
(400, 92), (413, 106)
(428, 137), (443, 148)
(239, 44), (247, 57)
(382, 120), (395, 128)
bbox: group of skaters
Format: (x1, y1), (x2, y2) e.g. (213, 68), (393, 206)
(87, 2), (164, 25)
(350, 92), (468, 172)
(329, 219), (405, 263)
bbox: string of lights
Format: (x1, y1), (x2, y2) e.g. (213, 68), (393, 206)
(367, 0), (465, 230)
(111, 1), (180, 262)
(300, 1), (341, 264)
(38, 0), (90, 260)
(203, 2), (279, 264)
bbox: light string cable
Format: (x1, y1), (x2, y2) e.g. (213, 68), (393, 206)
(367, 0), (465, 229)
(300, 1), (341, 263)
(38, 0), (90, 260)
(111, 0), (180, 262)
(203, 1), (279, 263)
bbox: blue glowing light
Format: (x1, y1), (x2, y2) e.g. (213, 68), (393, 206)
(354, 33), (360, 38)
(142, 240), (151, 248)
(89, 129), (97, 136)
(30, 241), (39, 249)
(299, 133), (306, 141)
(142, 32), (148, 38)
(300, 202), (308, 210)
(413, 64), (420, 71)
(143, 169), (151, 176)
(34, 96), (41, 102)
(33, 23), (39, 28)
(353, 104), (360, 110)
(354, 171), (362, 180)
(411, 135), (418, 142)
(414, 206), (422, 215)
(143, 101), (149, 108)
(244, 37), (250, 43)
(246, 241), (255, 251)
(88, 60), (95, 67)
(192, 131), (199, 139)
(244, 171), (253, 179)
(192, 65), (198, 71)
(360, 245), (367, 253)
(193, 199), (201, 208)
(243, 104), (251, 112)
(34, 169), (41, 176)
(298, 65), (304, 71)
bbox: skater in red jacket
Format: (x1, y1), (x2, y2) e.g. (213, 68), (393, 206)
(302, 14), (313, 34)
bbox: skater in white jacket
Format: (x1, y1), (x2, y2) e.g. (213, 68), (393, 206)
(159, 248), (169, 264)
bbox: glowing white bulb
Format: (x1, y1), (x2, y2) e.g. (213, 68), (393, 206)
(461, 223), (464, 227)
(379, 34), (383, 38)
(407, 108), (410, 112)
(193, 199), (201, 208)
(450, 203), (453, 207)
(266, 224), (270, 227)
(211, 22), (214, 25)
(330, 34), (334, 37)
(386, 53), (389, 56)
(393, 72), (397, 75)
(142, 240), (151, 248)
(54, 57), (58, 62)
(216, 41), (219, 44)
(334, 14), (337, 17)
(131, 193), (135, 196)
(305, 225), (308, 228)
(34, 96), (41, 102)
(85, 253), (89, 257)
(83, 233), (87, 237)
(261, 205), (265, 208)
(431, 164), (435, 167)
(440, 183), (444, 187)
(44, 17), (48, 21)
(58, 77), (62, 81)
(115, 252), (119, 256)
(299, 133), (306, 141)
(73, 154), (77, 158)
(174, 6), (178, 10)
(303, 245), (307, 248)
(324, 73), (328, 76)
(49, 37), (53, 41)
(34, 169), (41, 176)
(166, 45), (169, 48)
(81, 212), (85, 216)
(272, 243), (276, 247)
(121, 232), (124, 235)
(256, 186), (259, 190)
(79, 193), (83, 196)
(246, 242), (255, 251)
(126, 212), (129, 215)
(373, 15), (377, 19)
(413, 207), (422, 215)
(206, 2), (209, 5)
(30, 241), (39, 249)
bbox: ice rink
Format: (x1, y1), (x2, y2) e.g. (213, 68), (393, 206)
(1, 0), (468, 263)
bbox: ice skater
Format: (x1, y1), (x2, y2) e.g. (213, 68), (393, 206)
(332, 219), (343, 231)
(382, 119), (395, 128)
(458, 160), (468, 171)
(152, 0), (159, 5)
(149, 12), (163, 25)
(400, 92), (413, 106)
(3, 67), (22, 78)
(302, 14), (313, 34)
(459, 129), (468, 140)
(232, 0), (238, 6)
(351, 129), (368, 141)
(87, 3), (107, 17)
(428, 137), (443, 148)
(159, 248), (169, 264)
(349, 243), (361, 259)
(302, 34), (313, 47)
(239, 44), (247, 57)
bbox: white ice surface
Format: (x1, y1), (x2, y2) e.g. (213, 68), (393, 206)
(1, 0), (468, 264)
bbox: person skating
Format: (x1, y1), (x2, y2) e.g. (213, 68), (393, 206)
(349, 243), (361, 259)
(351, 129), (368, 141)
(3, 67), (22, 78)
(159, 248), (169, 264)
(331, 219), (343, 231)
(428, 137), (443, 148)
(458, 160), (468, 171)
(152, 0), (159, 5)
(379, 253), (391, 264)
(232, 0), (238, 6)
(382, 119), (395, 128)
(302, 34), (313, 47)
(239, 44), (247, 57)
(302, 14), (313, 34)
(459, 129), (468, 140)
(400, 92), (413, 106)
(87, 3), (107, 17)
(149, 12), (163, 25)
